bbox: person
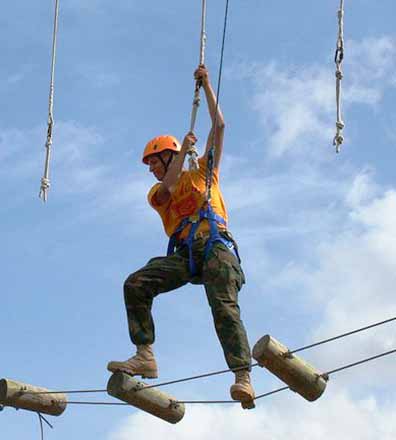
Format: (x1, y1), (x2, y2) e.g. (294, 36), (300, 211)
(108, 65), (255, 408)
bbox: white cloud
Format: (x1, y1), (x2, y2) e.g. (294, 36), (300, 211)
(0, 120), (112, 201)
(345, 168), (380, 208)
(346, 36), (396, 105)
(109, 389), (396, 440)
(229, 37), (396, 158)
(75, 65), (121, 88)
(271, 175), (396, 383)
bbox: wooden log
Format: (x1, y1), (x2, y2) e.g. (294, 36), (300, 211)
(0, 378), (67, 416)
(252, 335), (327, 402)
(107, 372), (185, 424)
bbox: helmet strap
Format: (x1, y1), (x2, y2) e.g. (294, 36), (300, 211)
(158, 152), (175, 174)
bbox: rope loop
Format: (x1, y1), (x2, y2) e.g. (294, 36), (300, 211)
(333, 0), (345, 153)
(39, 0), (60, 202)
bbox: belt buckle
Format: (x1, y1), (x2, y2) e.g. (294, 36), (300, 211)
(189, 213), (200, 223)
(194, 230), (209, 241)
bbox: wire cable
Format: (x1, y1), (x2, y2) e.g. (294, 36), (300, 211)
(36, 413), (53, 440)
(289, 316), (396, 355)
(55, 347), (396, 406)
(38, 413), (44, 440)
(21, 315), (396, 396)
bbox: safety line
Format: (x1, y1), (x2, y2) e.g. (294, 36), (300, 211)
(324, 348), (396, 376)
(156, 347), (396, 404)
(67, 401), (128, 406)
(205, 0), (230, 202)
(27, 388), (107, 395)
(289, 316), (396, 355)
(21, 315), (396, 396)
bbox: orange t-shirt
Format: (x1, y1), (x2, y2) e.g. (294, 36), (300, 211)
(148, 157), (228, 239)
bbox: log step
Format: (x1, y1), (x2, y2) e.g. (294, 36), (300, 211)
(0, 378), (67, 416)
(107, 372), (185, 424)
(253, 335), (327, 402)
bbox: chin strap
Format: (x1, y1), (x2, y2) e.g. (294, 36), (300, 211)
(158, 152), (175, 175)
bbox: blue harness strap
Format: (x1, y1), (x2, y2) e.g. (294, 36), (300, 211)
(167, 204), (240, 276)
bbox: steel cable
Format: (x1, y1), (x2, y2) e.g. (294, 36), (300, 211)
(22, 315), (396, 396)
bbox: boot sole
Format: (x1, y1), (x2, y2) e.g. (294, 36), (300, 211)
(116, 367), (158, 379)
(230, 389), (256, 409)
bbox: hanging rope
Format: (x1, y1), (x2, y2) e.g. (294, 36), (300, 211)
(39, 0), (60, 202)
(187, 0), (207, 171)
(333, 0), (345, 153)
(205, 0), (229, 202)
(37, 412), (53, 440)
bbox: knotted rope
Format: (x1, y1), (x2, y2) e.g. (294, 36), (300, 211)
(333, 0), (345, 153)
(187, 0), (207, 171)
(39, 0), (60, 202)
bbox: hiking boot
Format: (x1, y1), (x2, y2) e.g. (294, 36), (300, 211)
(107, 345), (158, 379)
(230, 369), (255, 409)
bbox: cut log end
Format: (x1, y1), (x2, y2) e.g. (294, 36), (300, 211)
(0, 378), (67, 416)
(253, 335), (327, 402)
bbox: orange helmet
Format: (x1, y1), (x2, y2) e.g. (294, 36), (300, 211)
(142, 135), (182, 164)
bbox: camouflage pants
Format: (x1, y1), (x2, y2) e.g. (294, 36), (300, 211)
(123, 235), (252, 370)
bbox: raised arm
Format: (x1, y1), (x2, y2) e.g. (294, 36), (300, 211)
(154, 132), (198, 204)
(194, 65), (225, 169)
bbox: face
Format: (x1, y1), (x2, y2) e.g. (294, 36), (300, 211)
(147, 152), (172, 181)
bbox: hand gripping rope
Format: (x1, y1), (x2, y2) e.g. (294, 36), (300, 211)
(333, 0), (345, 153)
(187, 0), (207, 171)
(39, 0), (60, 202)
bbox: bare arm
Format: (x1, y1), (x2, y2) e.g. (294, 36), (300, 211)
(195, 65), (225, 169)
(154, 132), (197, 204)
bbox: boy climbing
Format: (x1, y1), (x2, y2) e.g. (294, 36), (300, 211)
(108, 65), (255, 409)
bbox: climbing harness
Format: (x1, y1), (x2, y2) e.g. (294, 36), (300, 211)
(333, 0), (345, 153)
(168, 0), (231, 275)
(167, 204), (239, 276)
(187, 0), (207, 171)
(39, 0), (60, 202)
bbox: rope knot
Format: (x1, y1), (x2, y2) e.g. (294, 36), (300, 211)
(333, 134), (344, 152)
(187, 146), (199, 171)
(40, 177), (51, 191)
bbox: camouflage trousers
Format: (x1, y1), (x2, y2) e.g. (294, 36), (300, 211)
(123, 234), (252, 370)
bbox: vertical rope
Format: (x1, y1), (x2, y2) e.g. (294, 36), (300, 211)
(36, 412), (53, 440)
(188, 0), (207, 171)
(206, 0), (230, 203)
(333, 0), (345, 153)
(37, 413), (44, 440)
(39, 0), (60, 202)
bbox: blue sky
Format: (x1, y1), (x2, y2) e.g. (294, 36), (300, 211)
(2, 1), (396, 439)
